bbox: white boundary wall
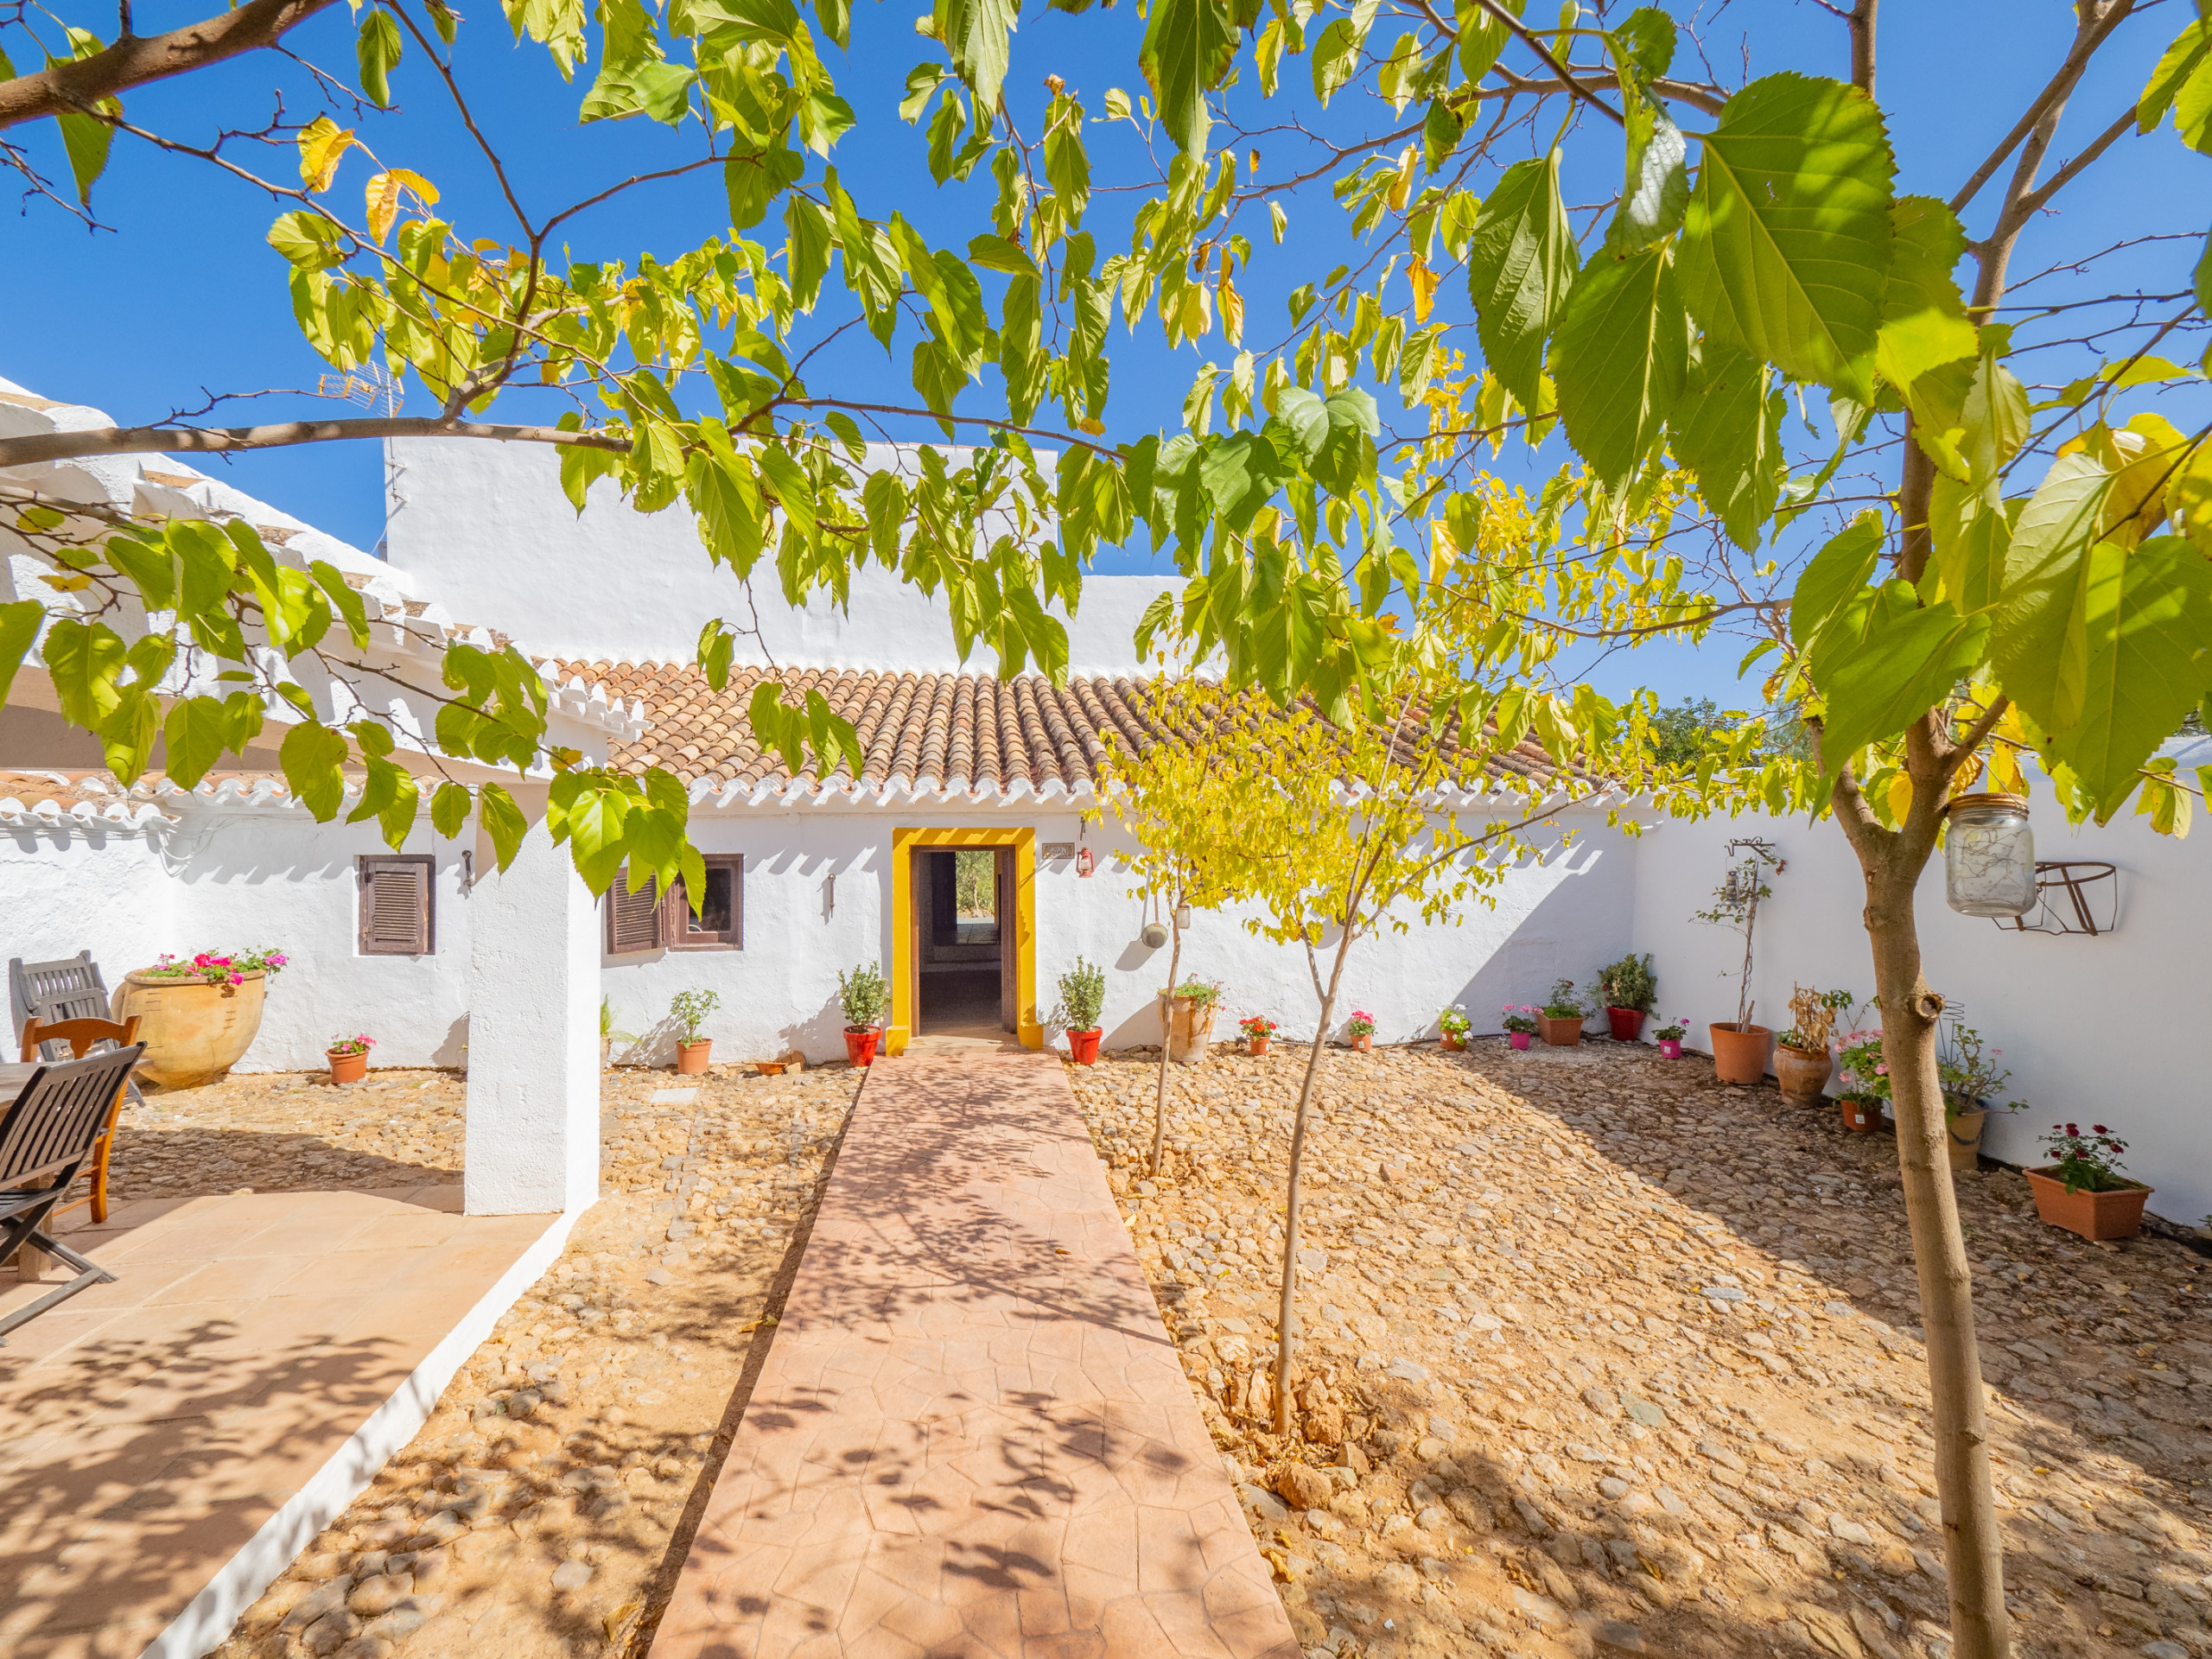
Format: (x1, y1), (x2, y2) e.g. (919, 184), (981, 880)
(1629, 804), (2210, 1230)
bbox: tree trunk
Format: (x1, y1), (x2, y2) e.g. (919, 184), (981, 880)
(1149, 922), (1182, 1177)
(1859, 850), (2011, 1659)
(1273, 931), (1352, 1434)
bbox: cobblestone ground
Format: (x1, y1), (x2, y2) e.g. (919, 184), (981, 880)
(1067, 1039), (2212, 1659)
(104, 1062), (861, 1659)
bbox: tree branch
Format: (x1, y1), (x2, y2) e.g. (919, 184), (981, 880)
(0, 0), (340, 130)
(0, 416), (628, 468)
(1948, 0), (2136, 217)
(1849, 0), (1878, 97)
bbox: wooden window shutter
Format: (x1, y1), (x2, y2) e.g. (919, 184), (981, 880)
(607, 866), (664, 954)
(358, 856), (434, 956)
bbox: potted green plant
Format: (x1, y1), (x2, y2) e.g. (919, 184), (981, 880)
(1437, 1004), (1471, 1052)
(1937, 1020), (2024, 1170)
(1694, 840), (1781, 1084)
(326, 1032), (374, 1085)
(1776, 984), (1853, 1106)
(1594, 953), (1656, 1042)
(1238, 1014), (1278, 1056)
(1344, 1008), (1376, 1052)
(1535, 980), (1586, 1047)
(1051, 956), (1107, 1065)
(1500, 1005), (1539, 1051)
(2028, 1123), (2152, 1241)
(1652, 1016), (1688, 1060)
(1833, 1027), (1889, 1134)
(1165, 977), (1221, 1065)
(115, 947), (290, 1089)
(838, 962), (889, 1066)
(671, 988), (720, 1074)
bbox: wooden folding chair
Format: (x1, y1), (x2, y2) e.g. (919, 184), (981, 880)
(20, 1013), (141, 1223)
(10, 952), (112, 1049)
(0, 1046), (143, 1343)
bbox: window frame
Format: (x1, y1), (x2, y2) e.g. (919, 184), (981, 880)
(664, 854), (743, 951)
(606, 869), (665, 956)
(357, 854), (435, 957)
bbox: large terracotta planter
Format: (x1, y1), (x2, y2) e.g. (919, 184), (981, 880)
(1166, 995), (1216, 1065)
(113, 969), (266, 1089)
(1775, 1043), (1832, 1107)
(1605, 1007), (1647, 1043)
(676, 1039), (712, 1075)
(1536, 1014), (1584, 1047)
(2026, 1167), (2152, 1240)
(1708, 1021), (1770, 1085)
(1066, 1028), (1101, 1066)
(1946, 1108), (1988, 1172)
(844, 1027), (881, 1067)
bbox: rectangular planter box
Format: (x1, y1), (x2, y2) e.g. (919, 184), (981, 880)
(2024, 1166), (2152, 1241)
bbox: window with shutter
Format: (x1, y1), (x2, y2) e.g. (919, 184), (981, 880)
(665, 855), (743, 950)
(358, 856), (434, 956)
(606, 868), (664, 955)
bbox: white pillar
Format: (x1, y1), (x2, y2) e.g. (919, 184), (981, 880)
(465, 809), (601, 1215)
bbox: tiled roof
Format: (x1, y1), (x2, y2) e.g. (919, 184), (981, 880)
(556, 663), (1563, 798)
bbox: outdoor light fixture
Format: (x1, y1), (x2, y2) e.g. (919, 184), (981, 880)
(1174, 901), (1192, 930)
(1943, 793), (2037, 917)
(1141, 921), (1169, 947)
(1076, 845), (1095, 877)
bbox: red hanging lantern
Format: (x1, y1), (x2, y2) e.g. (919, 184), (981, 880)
(1076, 845), (1095, 877)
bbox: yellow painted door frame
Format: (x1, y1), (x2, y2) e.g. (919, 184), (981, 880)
(886, 826), (1039, 1055)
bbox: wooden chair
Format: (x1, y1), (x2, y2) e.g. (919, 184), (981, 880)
(0, 1046), (143, 1343)
(9, 953), (112, 1051)
(20, 1013), (141, 1223)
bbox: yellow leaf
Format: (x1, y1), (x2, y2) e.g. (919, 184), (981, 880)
(298, 116), (355, 193)
(1179, 282), (1212, 340)
(1987, 742), (2025, 797)
(1219, 272), (1244, 346)
(1887, 770), (1914, 824)
(1408, 256), (1440, 324)
(365, 167), (441, 243)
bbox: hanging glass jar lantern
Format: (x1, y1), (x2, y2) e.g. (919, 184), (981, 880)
(1943, 793), (2037, 917)
(1075, 844), (1094, 878)
(1174, 900), (1192, 930)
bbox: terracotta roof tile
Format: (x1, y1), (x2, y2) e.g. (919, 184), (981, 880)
(554, 663), (1565, 798)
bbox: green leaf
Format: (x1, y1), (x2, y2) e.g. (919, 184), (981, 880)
(1810, 587), (1990, 775)
(965, 232), (1034, 274)
(2139, 20), (2209, 133)
(1141, 0), (1236, 155)
(784, 194), (833, 311)
(1464, 153), (1578, 409)
(1987, 454), (2117, 734)
(430, 780), (473, 839)
(942, 0), (1020, 114)
(0, 601), (44, 709)
(1274, 386), (1331, 462)
(267, 212), (348, 271)
(1606, 101), (1688, 255)
(356, 8), (404, 109)
(1876, 195), (1977, 391)
(105, 532), (176, 611)
(724, 143), (803, 232)
(279, 721), (350, 821)
(2048, 536), (2212, 816)
(1789, 512), (1884, 646)
(309, 560), (371, 649)
(162, 696), (235, 789)
(1669, 345), (1783, 552)
(1928, 474), (2012, 616)
(1678, 72), (1894, 398)
(1612, 6), (1675, 82)
(479, 782), (529, 872)
(1548, 245), (1688, 487)
(56, 105), (115, 207)
(41, 617), (126, 729)
(697, 616), (737, 690)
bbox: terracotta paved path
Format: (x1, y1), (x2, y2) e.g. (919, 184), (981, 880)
(647, 1049), (1299, 1659)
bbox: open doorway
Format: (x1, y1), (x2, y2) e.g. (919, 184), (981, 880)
(913, 845), (1015, 1037)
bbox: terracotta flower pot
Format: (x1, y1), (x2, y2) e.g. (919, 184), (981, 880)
(1946, 1108), (1988, 1172)
(1708, 1021), (1770, 1085)
(1536, 1014), (1584, 1048)
(676, 1038), (712, 1075)
(327, 1047), (368, 1085)
(2026, 1167), (2152, 1240)
(1657, 1039), (1682, 1059)
(1838, 1095), (1880, 1133)
(1067, 1028), (1101, 1066)
(1775, 1043), (1833, 1107)
(1245, 1035), (1270, 1056)
(1166, 996), (1216, 1066)
(1440, 1032), (1467, 1052)
(1509, 1032), (1532, 1051)
(844, 1027), (881, 1067)
(1605, 1007), (1647, 1043)
(113, 969), (267, 1090)
(1349, 1032), (1373, 1052)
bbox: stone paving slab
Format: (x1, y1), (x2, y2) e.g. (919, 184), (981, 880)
(648, 1050), (1300, 1659)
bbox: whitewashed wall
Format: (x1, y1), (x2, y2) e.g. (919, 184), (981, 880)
(0, 819), (180, 1013)
(1629, 804), (2210, 1230)
(383, 439), (1177, 675)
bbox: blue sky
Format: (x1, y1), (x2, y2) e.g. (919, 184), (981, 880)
(4, 0), (2203, 706)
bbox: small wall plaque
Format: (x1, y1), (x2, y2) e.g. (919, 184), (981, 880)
(1041, 842), (1076, 861)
